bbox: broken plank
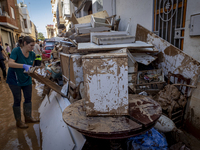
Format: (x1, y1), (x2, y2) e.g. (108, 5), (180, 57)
(71, 13), (79, 24)
(77, 10), (109, 24)
(91, 15), (111, 28)
(75, 33), (90, 43)
(129, 94), (162, 127)
(131, 53), (157, 65)
(28, 72), (67, 98)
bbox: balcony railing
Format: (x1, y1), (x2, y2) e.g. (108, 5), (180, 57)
(0, 10), (10, 18)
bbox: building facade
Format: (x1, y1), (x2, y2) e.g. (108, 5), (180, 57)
(29, 21), (38, 40)
(46, 24), (55, 39)
(19, 3), (32, 36)
(0, 0), (19, 50)
(0, 0), (38, 51)
(51, 0), (74, 36)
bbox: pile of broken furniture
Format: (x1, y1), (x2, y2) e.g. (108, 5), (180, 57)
(57, 11), (193, 127)
(30, 11), (196, 135)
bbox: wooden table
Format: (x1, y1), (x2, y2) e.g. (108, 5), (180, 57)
(62, 94), (162, 139)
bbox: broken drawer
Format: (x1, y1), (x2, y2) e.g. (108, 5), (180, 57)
(92, 35), (135, 45)
(82, 53), (129, 116)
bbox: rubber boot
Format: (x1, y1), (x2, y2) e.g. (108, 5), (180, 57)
(13, 106), (29, 129)
(23, 103), (40, 123)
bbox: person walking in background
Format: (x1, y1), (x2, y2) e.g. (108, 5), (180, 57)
(5, 43), (11, 58)
(40, 43), (43, 51)
(33, 39), (42, 66)
(0, 41), (6, 80)
(6, 36), (39, 129)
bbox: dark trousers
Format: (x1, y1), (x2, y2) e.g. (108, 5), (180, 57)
(0, 60), (6, 78)
(34, 60), (41, 66)
(9, 84), (32, 106)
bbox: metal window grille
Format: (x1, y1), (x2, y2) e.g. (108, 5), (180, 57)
(153, 0), (187, 50)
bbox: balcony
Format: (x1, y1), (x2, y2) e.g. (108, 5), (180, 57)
(0, 11), (18, 29)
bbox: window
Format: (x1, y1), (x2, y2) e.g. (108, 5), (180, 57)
(23, 19), (27, 28)
(97, 0), (103, 12)
(30, 21), (32, 27)
(20, 16), (24, 28)
(0, 3), (2, 15)
(153, 0), (187, 50)
(10, 7), (15, 19)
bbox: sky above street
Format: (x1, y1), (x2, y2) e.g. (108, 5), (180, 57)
(17, 0), (54, 38)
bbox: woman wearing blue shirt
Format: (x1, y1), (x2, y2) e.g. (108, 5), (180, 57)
(7, 36), (39, 129)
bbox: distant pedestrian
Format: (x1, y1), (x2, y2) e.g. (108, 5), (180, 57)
(5, 43), (11, 58)
(0, 41), (6, 80)
(40, 43), (43, 51)
(6, 36), (39, 129)
(33, 39), (42, 66)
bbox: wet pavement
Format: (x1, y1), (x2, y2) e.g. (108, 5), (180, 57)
(0, 63), (43, 150)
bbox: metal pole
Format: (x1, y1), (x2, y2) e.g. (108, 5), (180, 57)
(158, 0), (161, 36)
(174, 0), (178, 46)
(179, 0), (184, 49)
(165, 0), (169, 41)
(170, 0), (174, 43)
(162, 0), (165, 38)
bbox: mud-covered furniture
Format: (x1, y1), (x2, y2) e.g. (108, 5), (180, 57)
(167, 71), (191, 126)
(63, 94), (162, 139)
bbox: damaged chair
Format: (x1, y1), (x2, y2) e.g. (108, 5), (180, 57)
(167, 71), (191, 127)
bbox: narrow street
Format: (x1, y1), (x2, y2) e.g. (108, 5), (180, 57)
(0, 62), (42, 150)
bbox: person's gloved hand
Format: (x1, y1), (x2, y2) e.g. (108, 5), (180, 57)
(23, 64), (32, 72)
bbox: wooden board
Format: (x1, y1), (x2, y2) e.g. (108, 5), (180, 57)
(129, 94), (162, 127)
(131, 53), (157, 65)
(75, 33), (90, 43)
(28, 72), (67, 98)
(71, 13), (79, 24)
(91, 15), (111, 28)
(77, 10), (109, 24)
(78, 41), (154, 51)
(136, 24), (200, 96)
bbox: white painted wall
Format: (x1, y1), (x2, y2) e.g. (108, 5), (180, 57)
(103, 0), (116, 16)
(182, 0), (200, 139)
(183, 0), (200, 62)
(116, 0), (153, 36)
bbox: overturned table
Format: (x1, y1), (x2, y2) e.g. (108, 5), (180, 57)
(62, 94), (162, 139)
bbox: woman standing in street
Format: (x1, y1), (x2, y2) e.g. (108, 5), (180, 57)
(6, 36), (39, 129)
